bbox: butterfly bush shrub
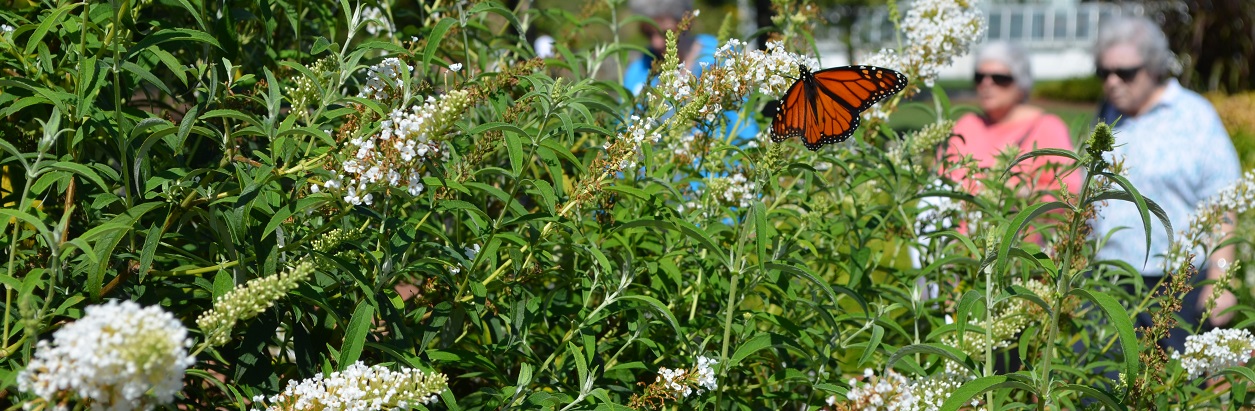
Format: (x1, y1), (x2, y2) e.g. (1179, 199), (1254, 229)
(0, 0), (1253, 409)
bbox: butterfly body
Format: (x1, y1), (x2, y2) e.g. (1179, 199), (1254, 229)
(770, 65), (908, 151)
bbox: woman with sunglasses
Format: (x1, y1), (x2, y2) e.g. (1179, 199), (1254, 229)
(1091, 16), (1241, 348)
(942, 41), (1081, 195)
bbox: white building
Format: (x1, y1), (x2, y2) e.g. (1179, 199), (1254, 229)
(813, 0), (1145, 80)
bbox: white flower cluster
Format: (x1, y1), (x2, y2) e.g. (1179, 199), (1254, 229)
(253, 361), (449, 410)
(1172, 328), (1255, 380)
(841, 367), (975, 411)
(712, 39), (818, 98)
(359, 58), (411, 102)
(360, 6), (394, 37)
(862, 0), (985, 91)
(198, 261), (316, 347)
(19, 301), (195, 411)
(1164, 170), (1255, 273)
(0, 23), (13, 36)
(657, 39), (814, 122)
(319, 89), (472, 206)
(655, 356), (719, 398)
(713, 172), (758, 208)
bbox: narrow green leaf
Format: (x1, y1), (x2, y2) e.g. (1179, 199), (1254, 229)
(856, 325), (884, 367)
(126, 28), (223, 58)
(670, 218), (730, 268)
(1067, 288), (1139, 384)
(421, 18), (457, 68)
(1057, 384), (1126, 411)
(26, 4), (81, 55)
(939, 375), (1035, 411)
(602, 185), (649, 202)
(885, 343), (977, 376)
(994, 201), (1073, 276)
(136, 223), (162, 283)
(618, 295), (681, 339)
(338, 303), (375, 369)
(1098, 172), (1155, 266)
(953, 290), (985, 348)
(505, 132), (524, 176)
(1002, 148), (1082, 179)
(728, 333), (773, 370)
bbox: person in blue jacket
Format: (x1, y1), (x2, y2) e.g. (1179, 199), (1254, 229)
(623, 0), (759, 145)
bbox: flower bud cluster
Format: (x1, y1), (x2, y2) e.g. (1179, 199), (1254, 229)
(18, 301), (195, 411)
(197, 261), (316, 347)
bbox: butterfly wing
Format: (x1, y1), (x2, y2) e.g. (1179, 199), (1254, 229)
(770, 65), (908, 151)
(770, 76), (810, 143)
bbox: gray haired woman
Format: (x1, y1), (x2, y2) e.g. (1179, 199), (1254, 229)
(942, 41), (1080, 195)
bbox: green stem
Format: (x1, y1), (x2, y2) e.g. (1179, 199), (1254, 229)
(1036, 164), (1095, 409)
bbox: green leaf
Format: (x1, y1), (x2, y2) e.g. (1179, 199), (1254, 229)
(338, 303), (375, 369)
(1002, 148), (1082, 178)
(527, 179), (557, 213)
(953, 290), (985, 348)
(126, 28), (223, 58)
(619, 295), (682, 339)
(994, 201), (1072, 276)
(136, 223), (162, 283)
(765, 262), (848, 313)
(1097, 172), (1156, 266)
(1067, 288), (1139, 385)
(262, 196), (331, 241)
(505, 131), (524, 176)
(728, 333), (773, 370)
(672, 218), (730, 268)
(885, 343), (977, 377)
(601, 185), (649, 202)
(311, 36), (332, 55)
(939, 375), (1035, 411)
(1086, 189), (1172, 267)
(1057, 384), (1126, 411)
(856, 325), (884, 367)
(26, 3), (82, 55)
(421, 18), (457, 68)
(46, 161), (109, 194)
(121, 61), (173, 96)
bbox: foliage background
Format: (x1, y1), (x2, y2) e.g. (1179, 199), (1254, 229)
(1, 0), (1253, 409)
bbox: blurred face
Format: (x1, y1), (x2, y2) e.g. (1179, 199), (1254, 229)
(973, 61), (1021, 115)
(640, 16), (678, 53)
(1097, 43), (1157, 116)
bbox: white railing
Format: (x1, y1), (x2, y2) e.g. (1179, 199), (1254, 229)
(848, 2), (1145, 50)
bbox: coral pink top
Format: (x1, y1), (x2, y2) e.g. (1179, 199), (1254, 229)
(944, 112), (1081, 195)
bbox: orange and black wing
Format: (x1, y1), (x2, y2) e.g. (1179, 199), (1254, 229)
(770, 73), (811, 144)
(770, 65), (908, 151)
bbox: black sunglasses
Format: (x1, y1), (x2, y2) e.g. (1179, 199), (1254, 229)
(1096, 65), (1143, 82)
(973, 72), (1014, 87)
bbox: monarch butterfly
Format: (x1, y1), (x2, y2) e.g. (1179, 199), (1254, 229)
(770, 65), (909, 151)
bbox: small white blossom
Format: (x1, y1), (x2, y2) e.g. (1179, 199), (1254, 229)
(360, 6), (394, 37)
(449, 63), (463, 72)
(359, 58), (412, 102)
